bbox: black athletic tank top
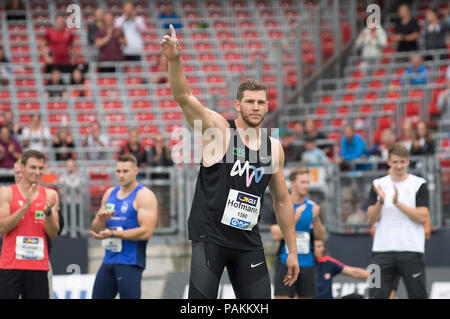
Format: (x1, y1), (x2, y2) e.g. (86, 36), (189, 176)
(188, 120), (273, 250)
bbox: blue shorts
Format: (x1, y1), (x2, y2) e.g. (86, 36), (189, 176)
(92, 263), (143, 299)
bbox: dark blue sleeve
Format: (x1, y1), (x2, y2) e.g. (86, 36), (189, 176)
(332, 261), (344, 276)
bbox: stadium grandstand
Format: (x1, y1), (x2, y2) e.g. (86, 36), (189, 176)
(0, 0), (448, 300)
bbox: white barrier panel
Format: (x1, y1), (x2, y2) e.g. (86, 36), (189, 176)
(430, 282), (450, 299)
(53, 274), (96, 299)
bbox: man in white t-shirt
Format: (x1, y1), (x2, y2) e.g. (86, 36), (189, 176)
(114, 1), (146, 61)
(367, 143), (429, 299)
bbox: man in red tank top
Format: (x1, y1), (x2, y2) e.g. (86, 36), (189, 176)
(0, 150), (60, 299)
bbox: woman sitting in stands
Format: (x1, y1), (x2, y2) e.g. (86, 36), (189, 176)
(69, 67), (90, 97)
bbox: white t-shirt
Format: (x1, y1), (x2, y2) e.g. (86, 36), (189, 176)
(369, 174), (428, 253)
(21, 126), (51, 152)
(114, 15), (146, 55)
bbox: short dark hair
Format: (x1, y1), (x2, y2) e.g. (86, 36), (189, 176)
(289, 167), (310, 181)
(117, 154), (137, 166)
(236, 79), (268, 101)
(21, 149), (46, 166)
(388, 143), (410, 159)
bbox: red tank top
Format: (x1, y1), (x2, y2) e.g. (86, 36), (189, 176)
(0, 185), (49, 270)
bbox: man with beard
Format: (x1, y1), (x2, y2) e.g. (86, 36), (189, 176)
(161, 25), (299, 299)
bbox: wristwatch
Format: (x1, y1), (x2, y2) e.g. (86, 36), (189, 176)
(44, 208), (52, 217)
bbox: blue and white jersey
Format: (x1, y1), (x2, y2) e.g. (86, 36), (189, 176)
(280, 199), (315, 268)
(102, 184), (147, 269)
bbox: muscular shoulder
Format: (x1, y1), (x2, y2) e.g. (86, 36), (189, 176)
(136, 186), (157, 203)
(0, 186), (12, 201)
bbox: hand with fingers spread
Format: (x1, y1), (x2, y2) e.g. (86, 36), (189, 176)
(160, 24), (182, 61)
(373, 184), (385, 205)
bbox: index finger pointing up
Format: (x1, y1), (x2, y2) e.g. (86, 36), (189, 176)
(169, 24), (176, 38)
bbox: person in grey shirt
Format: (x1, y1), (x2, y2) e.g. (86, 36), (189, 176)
(437, 78), (450, 120)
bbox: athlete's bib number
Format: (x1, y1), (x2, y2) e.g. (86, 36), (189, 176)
(101, 227), (123, 252)
(15, 236), (45, 260)
(221, 189), (261, 231)
(286, 232), (310, 255)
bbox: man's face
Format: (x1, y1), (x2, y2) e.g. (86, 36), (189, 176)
(411, 56), (422, 69)
(23, 158), (45, 184)
(50, 70), (61, 83)
(398, 5), (410, 18)
(314, 240), (325, 259)
(388, 154), (409, 178)
(14, 162), (23, 183)
(124, 3), (134, 16)
(129, 130), (139, 144)
(90, 122), (100, 136)
(3, 111), (13, 124)
(0, 127), (10, 142)
(235, 90), (268, 128)
(104, 13), (114, 27)
(55, 16), (65, 30)
(116, 161), (137, 187)
(291, 173), (310, 197)
(305, 141), (315, 151)
(344, 127), (354, 140)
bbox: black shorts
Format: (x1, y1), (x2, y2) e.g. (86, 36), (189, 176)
(368, 252), (427, 299)
(0, 269), (49, 299)
(274, 259), (316, 298)
(188, 241), (271, 299)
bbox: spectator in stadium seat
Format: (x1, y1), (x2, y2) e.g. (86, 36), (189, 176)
(401, 55), (428, 86)
(115, 1), (147, 61)
(40, 14), (76, 73)
(399, 121), (415, 153)
(301, 137), (328, 166)
(354, 25), (387, 59)
(21, 114), (51, 153)
(95, 12), (126, 73)
(423, 7), (448, 59)
(147, 134), (173, 179)
(304, 119), (332, 157)
(280, 128), (303, 163)
(82, 120), (110, 161)
(88, 8), (105, 46)
(339, 125), (368, 169)
(392, 3), (420, 52)
(0, 125), (22, 183)
(437, 78), (450, 121)
(158, 2), (183, 30)
(58, 158), (81, 234)
(1, 110), (21, 139)
(44, 67), (67, 99)
(52, 127), (75, 161)
(410, 121), (435, 156)
(369, 128), (397, 162)
(69, 67), (89, 97)
(0, 46), (11, 86)
(292, 121), (305, 141)
(151, 54), (169, 84)
(120, 128), (147, 168)
(5, 0), (25, 21)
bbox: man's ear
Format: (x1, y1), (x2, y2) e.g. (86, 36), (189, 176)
(234, 99), (241, 112)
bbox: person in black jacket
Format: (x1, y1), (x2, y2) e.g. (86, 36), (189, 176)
(410, 121), (435, 155)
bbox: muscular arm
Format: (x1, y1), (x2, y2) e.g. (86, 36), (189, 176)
(163, 25), (228, 133)
(44, 189), (60, 239)
(268, 141), (296, 255)
(0, 187), (30, 235)
(312, 205), (326, 240)
(113, 188), (158, 241)
(341, 266), (371, 280)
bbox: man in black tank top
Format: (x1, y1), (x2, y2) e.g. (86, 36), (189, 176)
(161, 25), (299, 299)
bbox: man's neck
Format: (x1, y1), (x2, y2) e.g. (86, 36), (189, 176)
(234, 118), (261, 150)
(120, 181), (138, 195)
(390, 172), (409, 183)
(291, 192), (306, 204)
